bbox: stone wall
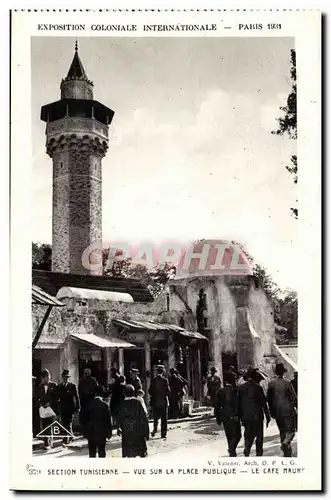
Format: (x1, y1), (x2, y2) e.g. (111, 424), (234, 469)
(32, 292), (178, 346)
(48, 122), (108, 275)
(32, 275), (276, 386)
(60, 78), (94, 100)
(169, 275), (276, 379)
(248, 286), (276, 356)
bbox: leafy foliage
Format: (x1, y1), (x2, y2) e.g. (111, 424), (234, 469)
(235, 242), (298, 343)
(272, 49), (298, 219)
(32, 242), (52, 270)
(102, 248), (176, 297)
(273, 49), (297, 139)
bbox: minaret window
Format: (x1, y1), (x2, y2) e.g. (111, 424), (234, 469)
(166, 292), (170, 311)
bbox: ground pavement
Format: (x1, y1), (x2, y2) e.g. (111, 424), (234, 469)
(33, 418), (297, 459)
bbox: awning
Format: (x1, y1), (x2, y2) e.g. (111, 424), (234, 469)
(112, 319), (208, 340)
(70, 333), (136, 348)
(32, 285), (65, 307)
(57, 287), (134, 303)
(33, 342), (64, 350)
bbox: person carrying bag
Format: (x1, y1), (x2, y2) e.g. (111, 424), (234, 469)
(36, 369), (58, 450)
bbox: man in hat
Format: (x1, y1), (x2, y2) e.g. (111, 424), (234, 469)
(85, 385), (112, 458)
(168, 368), (187, 419)
(35, 369), (58, 450)
(267, 363), (297, 457)
(215, 371), (242, 457)
(207, 367), (221, 410)
(78, 368), (98, 433)
(238, 367), (271, 457)
(57, 369), (80, 445)
(237, 370), (247, 387)
(108, 367), (123, 428)
(128, 368), (142, 397)
(149, 365), (170, 439)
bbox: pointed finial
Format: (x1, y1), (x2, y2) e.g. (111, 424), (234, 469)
(75, 40), (78, 52)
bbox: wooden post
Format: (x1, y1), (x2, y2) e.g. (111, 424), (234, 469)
(192, 344), (202, 403)
(168, 333), (176, 369)
(64, 337), (79, 386)
(104, 348), (113, 385)
(144, 340), (151, 397)
(118, 348), (124, 375)
(186, 348), (192, 398)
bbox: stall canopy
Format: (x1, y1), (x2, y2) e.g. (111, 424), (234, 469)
(32, 284), (65, 307)
(33, 269), (154, 303)
(57, 287), (134, 303)
(32, 285), (65, 349)
(112, 319), (208, 340)
(70, 332), (136, 349)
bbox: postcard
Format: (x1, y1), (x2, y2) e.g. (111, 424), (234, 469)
(10, 8), (321, 491)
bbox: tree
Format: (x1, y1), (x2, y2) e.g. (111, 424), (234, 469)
(235, 241), (297, 342)
(273, 49), (297, 139)
(276, 289), (298, 341)
(32, 242), (52, 270)
(273, 49), (298, 219)
(32, 243), (175, 298)
(103, 248), (175, 297)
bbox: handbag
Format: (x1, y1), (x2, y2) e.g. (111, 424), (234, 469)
(39, 405), (56, 419)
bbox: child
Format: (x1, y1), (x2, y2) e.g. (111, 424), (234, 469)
(137, 389), (148, 415)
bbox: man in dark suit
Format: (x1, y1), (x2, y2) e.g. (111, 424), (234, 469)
(57, 369), (80, 445)
(268, 363), (297, 457)
(35, 369), (58, 450)
(168, 368), (186, 419)
(78, 368), (98, 433)
(108, 368), (124, 428)
(207, 367), (222, 409)
(215, 371), (242, 457)
(238, 367), (271, 457)
(85, 385), (112, 458)
(149, 365), (170, 439)
(128, 368), (142, 396)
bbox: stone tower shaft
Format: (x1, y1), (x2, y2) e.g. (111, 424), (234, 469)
(40, 43), (114, 275)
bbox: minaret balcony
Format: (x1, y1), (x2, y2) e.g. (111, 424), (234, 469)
(46, 116), (109, 142)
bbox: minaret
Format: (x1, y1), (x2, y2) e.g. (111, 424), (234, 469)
(40, 42), (114, 275)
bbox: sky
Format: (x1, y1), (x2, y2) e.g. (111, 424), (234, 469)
(31, 36), (297, 290)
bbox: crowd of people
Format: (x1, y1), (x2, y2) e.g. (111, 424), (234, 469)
(32, 364), (188, 458)
(32, 362), (297, 459)
(213, 363), (298, 458)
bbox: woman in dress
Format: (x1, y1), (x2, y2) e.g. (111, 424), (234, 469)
(117, 384), (150, 458)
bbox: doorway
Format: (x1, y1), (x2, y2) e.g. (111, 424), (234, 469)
(79, 348), (107, 387)
(222, 352), (238, 374)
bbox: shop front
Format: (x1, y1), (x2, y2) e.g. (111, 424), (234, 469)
(112, 318), (208, 404)
(66, 332), (136, 387)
